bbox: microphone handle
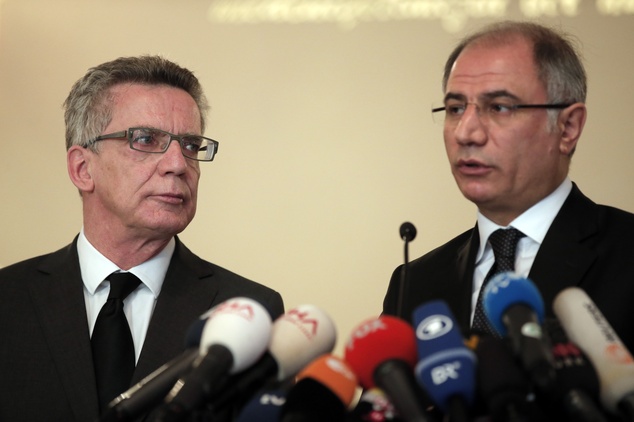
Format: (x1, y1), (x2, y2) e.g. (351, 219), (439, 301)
(397, 238), (411, 318)
(101, 348), (200, 422)
(562, 390), (608, 422)
(208, 353), (277, 413)
(153, 345), (234, 422)
(447, 395), (469, 422)
(502, 305), (555, 391)
(618, 393), (634, 422)
(373, 359), (435, 422)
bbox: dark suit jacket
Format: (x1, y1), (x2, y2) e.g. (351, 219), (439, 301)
(384, 183), (634, 353)
(0, 236), (284, 422)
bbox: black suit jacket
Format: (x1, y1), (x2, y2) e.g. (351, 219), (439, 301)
(384, 183), (634, 353)
(0, 236), (284, 422)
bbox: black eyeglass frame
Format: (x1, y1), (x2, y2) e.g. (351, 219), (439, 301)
(82, 127), (219, 162)
(431, 102), (573, 116)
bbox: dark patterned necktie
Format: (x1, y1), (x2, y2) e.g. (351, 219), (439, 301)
(91, 272), (141, 411)
(472, 228), (525, 336)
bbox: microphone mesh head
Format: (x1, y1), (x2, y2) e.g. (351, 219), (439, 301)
(344, 315), (417, 389)
(483, 273), (544, 335)
(399, 222), (417, 242)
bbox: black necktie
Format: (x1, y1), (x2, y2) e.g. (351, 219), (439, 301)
(91, 272), (141, 411)
(472, 228), (525, 336)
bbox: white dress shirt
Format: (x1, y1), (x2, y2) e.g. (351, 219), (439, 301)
(77, 229), (174, 362)
(470, 178), (573, 324)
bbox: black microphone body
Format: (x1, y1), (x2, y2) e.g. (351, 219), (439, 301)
(472, 335), (536, 422)
(101, 348), (199, 422)
(207, 352), (278, 413)
(502, 304), (556, 391)
(397, 221), (416, 318)
(152, 345), (234, 422)
(543, 318), (608, 422)
(280, 378), (347, 422)
(373, 359), (436, 422)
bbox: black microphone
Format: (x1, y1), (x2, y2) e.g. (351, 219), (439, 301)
(346, 388), (406, 422)
(471, 334), (538, 422)
(397, 221), (417, 318)
(400, 222), (417, 243)
(482, 272), (556, 392)
(100, 312), (211, 421)
(543, 318), (607, 422)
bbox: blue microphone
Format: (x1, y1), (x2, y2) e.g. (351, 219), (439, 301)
(235, 387), (288, 422)
(482, 272), (555, 391)
(413, 300), (476, 422)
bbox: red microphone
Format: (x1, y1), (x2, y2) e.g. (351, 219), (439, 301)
(344, 315), (434, 422)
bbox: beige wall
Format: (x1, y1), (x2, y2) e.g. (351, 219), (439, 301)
(1, 0), (633, 354)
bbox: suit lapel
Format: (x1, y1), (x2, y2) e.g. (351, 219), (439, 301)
(133, 238), (219, 383)
(528, 184), (599, 313)
(29, 240), (100, 421)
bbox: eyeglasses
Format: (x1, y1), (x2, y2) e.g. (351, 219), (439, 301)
(432, 99), (572, 127)
(83, 127), (219, 162)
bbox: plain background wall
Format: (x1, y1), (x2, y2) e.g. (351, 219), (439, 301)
(1, 0), (633, 355)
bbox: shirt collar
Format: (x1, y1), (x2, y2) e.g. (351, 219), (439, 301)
(476, 177), (573, 262)
(77, 228), (175, 298)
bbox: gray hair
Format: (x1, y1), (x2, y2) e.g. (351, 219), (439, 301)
(63, 55), (209, 151)
(442, 21), (587, 127)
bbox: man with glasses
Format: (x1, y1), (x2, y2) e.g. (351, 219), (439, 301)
(384, 21), (634, 353)
(0, 55), (284, 421)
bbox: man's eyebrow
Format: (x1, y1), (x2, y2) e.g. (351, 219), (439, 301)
(480, 90), (521, 102)
(443, 92), (466, 103)
(443, 90), (522, 103)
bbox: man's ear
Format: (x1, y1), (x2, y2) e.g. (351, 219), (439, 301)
(67, 145), (95, 194)
(558, 102), (587, 156)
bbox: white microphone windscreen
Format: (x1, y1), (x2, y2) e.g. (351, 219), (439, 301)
(553, 287), (634, 412)
(269, 304), (337, 379)
(200, 297), (272, 373)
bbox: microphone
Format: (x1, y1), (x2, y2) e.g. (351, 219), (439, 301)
(153, 297), (272, 421)
(397, 222), (417, 318)
(346, 388), (406, 422)
(99, 311), (212, 421)
(279, 354), (358, 422)
(344, 315), (435, 422)
(400, 222), (417, 243)
(470, 334), (536, 422)
(553, 287), (634, 420)
(543, 318), (607, 422)
(413, 300), (476, 422)
(234, 387), (288, 422)
(208, 304), (337, 413)
(482, 272), (556, 391)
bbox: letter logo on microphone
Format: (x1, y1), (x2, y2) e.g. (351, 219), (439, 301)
(416, 314), (453, 340)
(431, 361), (462, 385)
(214, 300), (256, 321)
(346, 319), (387, 350)
(282, 309), (319, 338)
(260, 393), (286, 406)
(324, 356), (357, 382)
(521, 322), (543, 339)
(486, 272), (514, 294)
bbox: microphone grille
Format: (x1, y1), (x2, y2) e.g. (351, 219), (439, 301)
(399, 222), (417, 242)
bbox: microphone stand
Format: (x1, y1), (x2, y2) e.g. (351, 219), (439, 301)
(397, 222), (417, 319)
